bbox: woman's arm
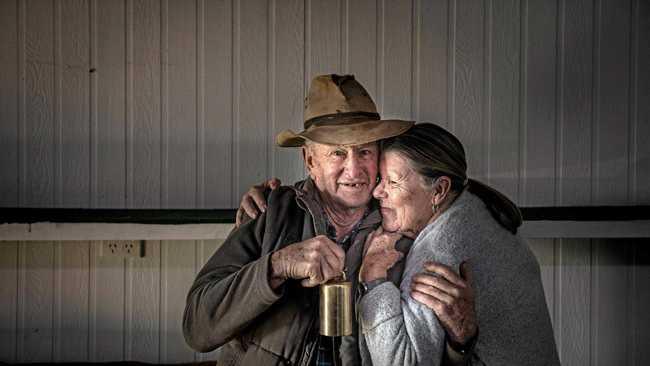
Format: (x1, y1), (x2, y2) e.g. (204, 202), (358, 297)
(360, 280), (445, 366)
(359, 229), (478, 366)
(359, 228), (447, 366)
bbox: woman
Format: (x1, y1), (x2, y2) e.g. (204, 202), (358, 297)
(358, 123), (559, 366)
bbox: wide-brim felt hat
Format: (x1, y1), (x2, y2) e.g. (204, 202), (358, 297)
(276, 74), (414, 147)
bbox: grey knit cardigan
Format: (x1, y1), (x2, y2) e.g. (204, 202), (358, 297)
(359, 191), (560, 366)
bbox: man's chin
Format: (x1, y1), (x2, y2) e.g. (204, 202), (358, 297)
(336, 194), (372, 210)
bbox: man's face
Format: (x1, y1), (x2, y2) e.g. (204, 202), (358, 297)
(303, 142), (379, 210)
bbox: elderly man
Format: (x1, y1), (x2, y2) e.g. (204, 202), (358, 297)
(183, 75), (476, 365)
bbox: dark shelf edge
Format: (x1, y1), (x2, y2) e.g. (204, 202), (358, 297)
(1, 206), (650, 225)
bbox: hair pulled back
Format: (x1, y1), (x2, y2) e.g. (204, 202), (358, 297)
(381, 123), (522, 234)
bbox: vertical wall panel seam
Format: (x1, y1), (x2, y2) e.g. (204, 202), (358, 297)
(554, 239), (562, 360)
(196, 0), (205, 208)
(448, 0), (456, 132)
(268, 0), (275, 179)
(88, 242), (96, 360)
(304, 0), (310, 93)
(53, 242), (62, 361)
(54, 0), (62, 207)
(337, 0), (348, 74)
(158, 241), (164, 363)
(592, 0), (600, 204)
(377, 0), (384, 114)
(192, 240), (199, 362)
(518, 0), (527, 204)
(51, 243), (57, 361)
(126, 0), (133, 208)
(413, 0), (421, 121)
(84, 241), (91, 361)
(410, 0), (416, 120)
(555, 0), (564, 205)
(630, 243), (637, 364)
(122, 257), (128, 360)
(160, 0), (168, 209)
(231, 0), (239, 206)
(90, 0), (98, 208)
(12, 242), (19, 362)
(18, 0), (25, 207)
(484, 0), (492, 183)
(629, 0), (638, 204)
(590, 239), (597, 365)
(16, 242), (25, 361)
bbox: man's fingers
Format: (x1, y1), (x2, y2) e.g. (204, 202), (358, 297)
(327, 239), (346, 263)
(307, 260), (325, 287)
(313, 235), (345, 263)
(318, 256), (338, 284)
(301, 277), (318, 287)
(411, 282), (455, 305)
(320, 249), (345, 279)
(412, 273), (462, 298)
(423, 261), (466, 288)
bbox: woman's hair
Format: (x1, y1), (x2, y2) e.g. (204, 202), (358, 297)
(381, 123), (523, 234)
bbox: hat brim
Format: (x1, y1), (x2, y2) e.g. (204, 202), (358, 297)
(277, 119), (415, 147)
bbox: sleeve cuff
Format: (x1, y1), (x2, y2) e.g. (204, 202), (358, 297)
(254, 253), (285, 303)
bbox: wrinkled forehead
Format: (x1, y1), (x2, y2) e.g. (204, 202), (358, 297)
(305, 141), (379, 154)
(379, 150), (414, 174)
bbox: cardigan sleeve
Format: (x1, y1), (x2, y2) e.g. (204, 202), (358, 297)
(358, 207), (471, 366)
(359, 279), (447, 366)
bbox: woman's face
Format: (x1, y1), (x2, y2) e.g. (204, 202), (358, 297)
(373, 151), (435, 238)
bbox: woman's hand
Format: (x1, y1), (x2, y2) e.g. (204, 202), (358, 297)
(235, 178), (282, 227)
(411, 261), (478, 346)
(359, 227), (403, 282)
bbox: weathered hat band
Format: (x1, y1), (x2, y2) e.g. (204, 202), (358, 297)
(304, 111), (380, 129)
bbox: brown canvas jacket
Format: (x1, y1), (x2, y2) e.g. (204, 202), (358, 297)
(183, 179), (411, 366)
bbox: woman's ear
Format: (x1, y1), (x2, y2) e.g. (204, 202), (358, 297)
(431, 176), (452, 206)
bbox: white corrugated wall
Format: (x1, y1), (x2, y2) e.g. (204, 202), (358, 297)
(0, 0), (648, 364)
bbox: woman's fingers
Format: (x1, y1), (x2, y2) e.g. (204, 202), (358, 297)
(367, 230), (401, 254)
(412, 273), (462, 298)
(411, 289), (448, 314)
(423, 261), (466, 288)
(411, 281), (455, 305)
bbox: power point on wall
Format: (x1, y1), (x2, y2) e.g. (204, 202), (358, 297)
(100, 240), (145, 258)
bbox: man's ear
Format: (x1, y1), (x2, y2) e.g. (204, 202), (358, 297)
(302, 146), (315, 179)
(432, 176), (452, 206)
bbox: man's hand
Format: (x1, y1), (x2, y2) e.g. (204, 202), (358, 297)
(410, 261), (478, 346)
(270, 235), (346, 288)
(235, 178), (282, 227)
(359, 227), (403, 282)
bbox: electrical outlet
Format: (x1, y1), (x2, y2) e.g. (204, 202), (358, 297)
(101, 240), (144, 258)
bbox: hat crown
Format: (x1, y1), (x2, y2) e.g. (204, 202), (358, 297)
(304, 75), (378, 124)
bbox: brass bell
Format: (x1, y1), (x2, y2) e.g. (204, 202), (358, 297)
(319, 273), (353, 337)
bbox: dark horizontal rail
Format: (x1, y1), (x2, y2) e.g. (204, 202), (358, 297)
(0, 208), (237, 224)
(1, 206), (650, 225)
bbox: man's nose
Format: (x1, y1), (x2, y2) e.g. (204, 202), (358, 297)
(343, 153), (363, 176)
